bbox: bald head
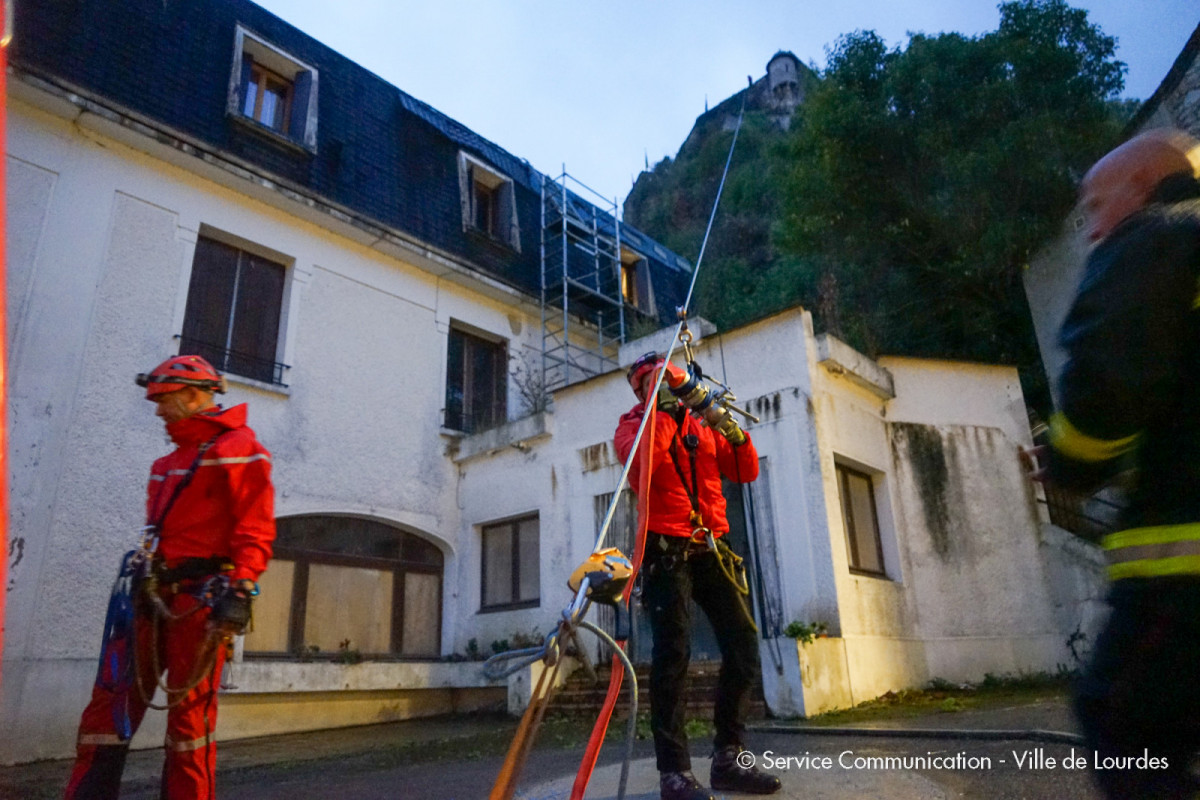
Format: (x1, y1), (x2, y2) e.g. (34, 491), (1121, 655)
(1079, 128), (1200, 243)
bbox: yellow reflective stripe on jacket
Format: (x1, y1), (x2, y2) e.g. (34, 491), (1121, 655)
(1048, 412), (1140, 463)
(165, 732), (215, 751)
(78, 733), (128, 746)
(1104, 523), (1200, 579)
(198, 454), (271, 467)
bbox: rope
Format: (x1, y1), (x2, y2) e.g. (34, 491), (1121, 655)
(485, 72), (749, 800)
(576, 620), (638, 800)
(134, 590), (225, 711)
(592, 85), (750, 555)
(483, 615), (634, 800)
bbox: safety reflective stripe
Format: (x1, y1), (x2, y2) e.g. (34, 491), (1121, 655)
(78, 733), (128, 747)
(1104, 523), (1200, 579)
(151, 455), (269, 481)
(150, 468), (194, 481)
(198, 454), (270, 467)
(1048, 412), (1140, 464)
(165, 732), (215, 751)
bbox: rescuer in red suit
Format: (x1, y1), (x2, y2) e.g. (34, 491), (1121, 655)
(614, 352), (780, 800)
(65, 355), (275, 800)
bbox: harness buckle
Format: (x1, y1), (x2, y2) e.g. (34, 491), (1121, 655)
(139, 525), (160, 554)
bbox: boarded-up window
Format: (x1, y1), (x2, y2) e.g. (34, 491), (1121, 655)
(480, 515), (539, 611)
(837, 463), (886, 576)
(244, 516), (443, 659)
(181, 235), (286, 385)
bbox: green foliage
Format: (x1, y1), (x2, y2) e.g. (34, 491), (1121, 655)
(939, 697), (966, 712)
(626, 0), (1129, 415)
(336, 639), (364, 664)
(784, 619), (829, 645)
(778, 0), (1126, 410)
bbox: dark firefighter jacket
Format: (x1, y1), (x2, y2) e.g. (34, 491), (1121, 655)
(1048, 173), (1200, 580)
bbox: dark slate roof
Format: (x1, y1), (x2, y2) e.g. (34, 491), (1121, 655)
(11, 0), (690, 318)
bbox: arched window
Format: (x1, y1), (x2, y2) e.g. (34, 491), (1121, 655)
(244, 515), (444, 659)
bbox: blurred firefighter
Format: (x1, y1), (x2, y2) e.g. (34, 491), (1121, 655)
(614, 352), (780, 800)
(65, 355), (275, 800)
(1035, 128), (1200, 799)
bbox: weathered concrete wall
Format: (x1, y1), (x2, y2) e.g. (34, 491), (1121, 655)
(1036, 523), (1108, 670)
(795, 353), (1081, 712)
(888, 423), (1063, 678)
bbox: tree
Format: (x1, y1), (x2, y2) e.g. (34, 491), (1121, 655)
(778, 0), (1126, 404)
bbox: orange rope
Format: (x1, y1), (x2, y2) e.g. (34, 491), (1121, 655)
(569, 403), (656, 799)
(488, 654), (559, 800)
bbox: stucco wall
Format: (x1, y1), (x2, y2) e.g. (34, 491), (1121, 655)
(2, 97), (539, 762)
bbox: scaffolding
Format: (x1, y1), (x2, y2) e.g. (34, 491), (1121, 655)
(540, 168), (631, 392)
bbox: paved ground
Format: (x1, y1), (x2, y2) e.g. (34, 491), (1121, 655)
(0, 697), (1110, 799)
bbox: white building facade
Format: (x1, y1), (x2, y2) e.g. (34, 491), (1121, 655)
(3, 0), (1104, 764)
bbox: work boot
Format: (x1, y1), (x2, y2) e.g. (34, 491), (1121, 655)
(710, 745), (782, 794)
(659, 770), (715, 800)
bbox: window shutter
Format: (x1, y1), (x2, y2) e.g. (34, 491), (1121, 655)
(230, 254), (285, 382)
(240, 53), (254, 115)
(466, 165), (477, 229)
(500, 182), (520, 252)
(457, 156), (472, 231)
(289, 70), (313, 145)
(182, 237), (240, 364)
(635, 261), (656, 316)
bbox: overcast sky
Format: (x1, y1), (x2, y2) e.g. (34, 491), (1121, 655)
(255, 0), (1197, 209)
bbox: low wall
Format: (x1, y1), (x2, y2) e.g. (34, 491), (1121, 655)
(0, 658), (505, 764)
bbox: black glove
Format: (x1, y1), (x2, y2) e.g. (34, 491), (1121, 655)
(210, 584), (254, 633)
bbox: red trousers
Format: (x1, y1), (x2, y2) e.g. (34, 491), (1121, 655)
(65, 591), (228, 800)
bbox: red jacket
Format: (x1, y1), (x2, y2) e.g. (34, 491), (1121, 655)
(148, 404), (275, 582)
(614, 402), (758, 538)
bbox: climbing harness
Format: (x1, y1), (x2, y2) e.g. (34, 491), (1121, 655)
(93, 432), (233, 739)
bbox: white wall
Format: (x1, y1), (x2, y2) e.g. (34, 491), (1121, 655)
(3, 96), (542, 762)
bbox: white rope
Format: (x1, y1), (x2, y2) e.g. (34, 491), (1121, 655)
(592, 86), (751, 553)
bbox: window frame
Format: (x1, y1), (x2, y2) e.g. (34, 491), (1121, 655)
(457, 152), (520, 251)
(619, 247), (656, 317)
(179, 230), (290, 387)
(836, 462), (888, 578)
(243, 61), (294, 133)
(244, 516), (445, 660)
(479, 514), (540, 613)
(444, 323), (508, 434)
(228, 25), (319, 151)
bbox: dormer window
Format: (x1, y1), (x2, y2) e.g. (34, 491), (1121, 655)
(472, 177), (501, 237)
(458, 152), (520, 251)
(620, 247), (656, 316)
(228, 25), (319, 151)
(243, 62), (293, 133)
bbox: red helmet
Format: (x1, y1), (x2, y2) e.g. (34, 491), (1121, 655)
(136, 355), (227, 399)
(626, 352), (664, 391)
